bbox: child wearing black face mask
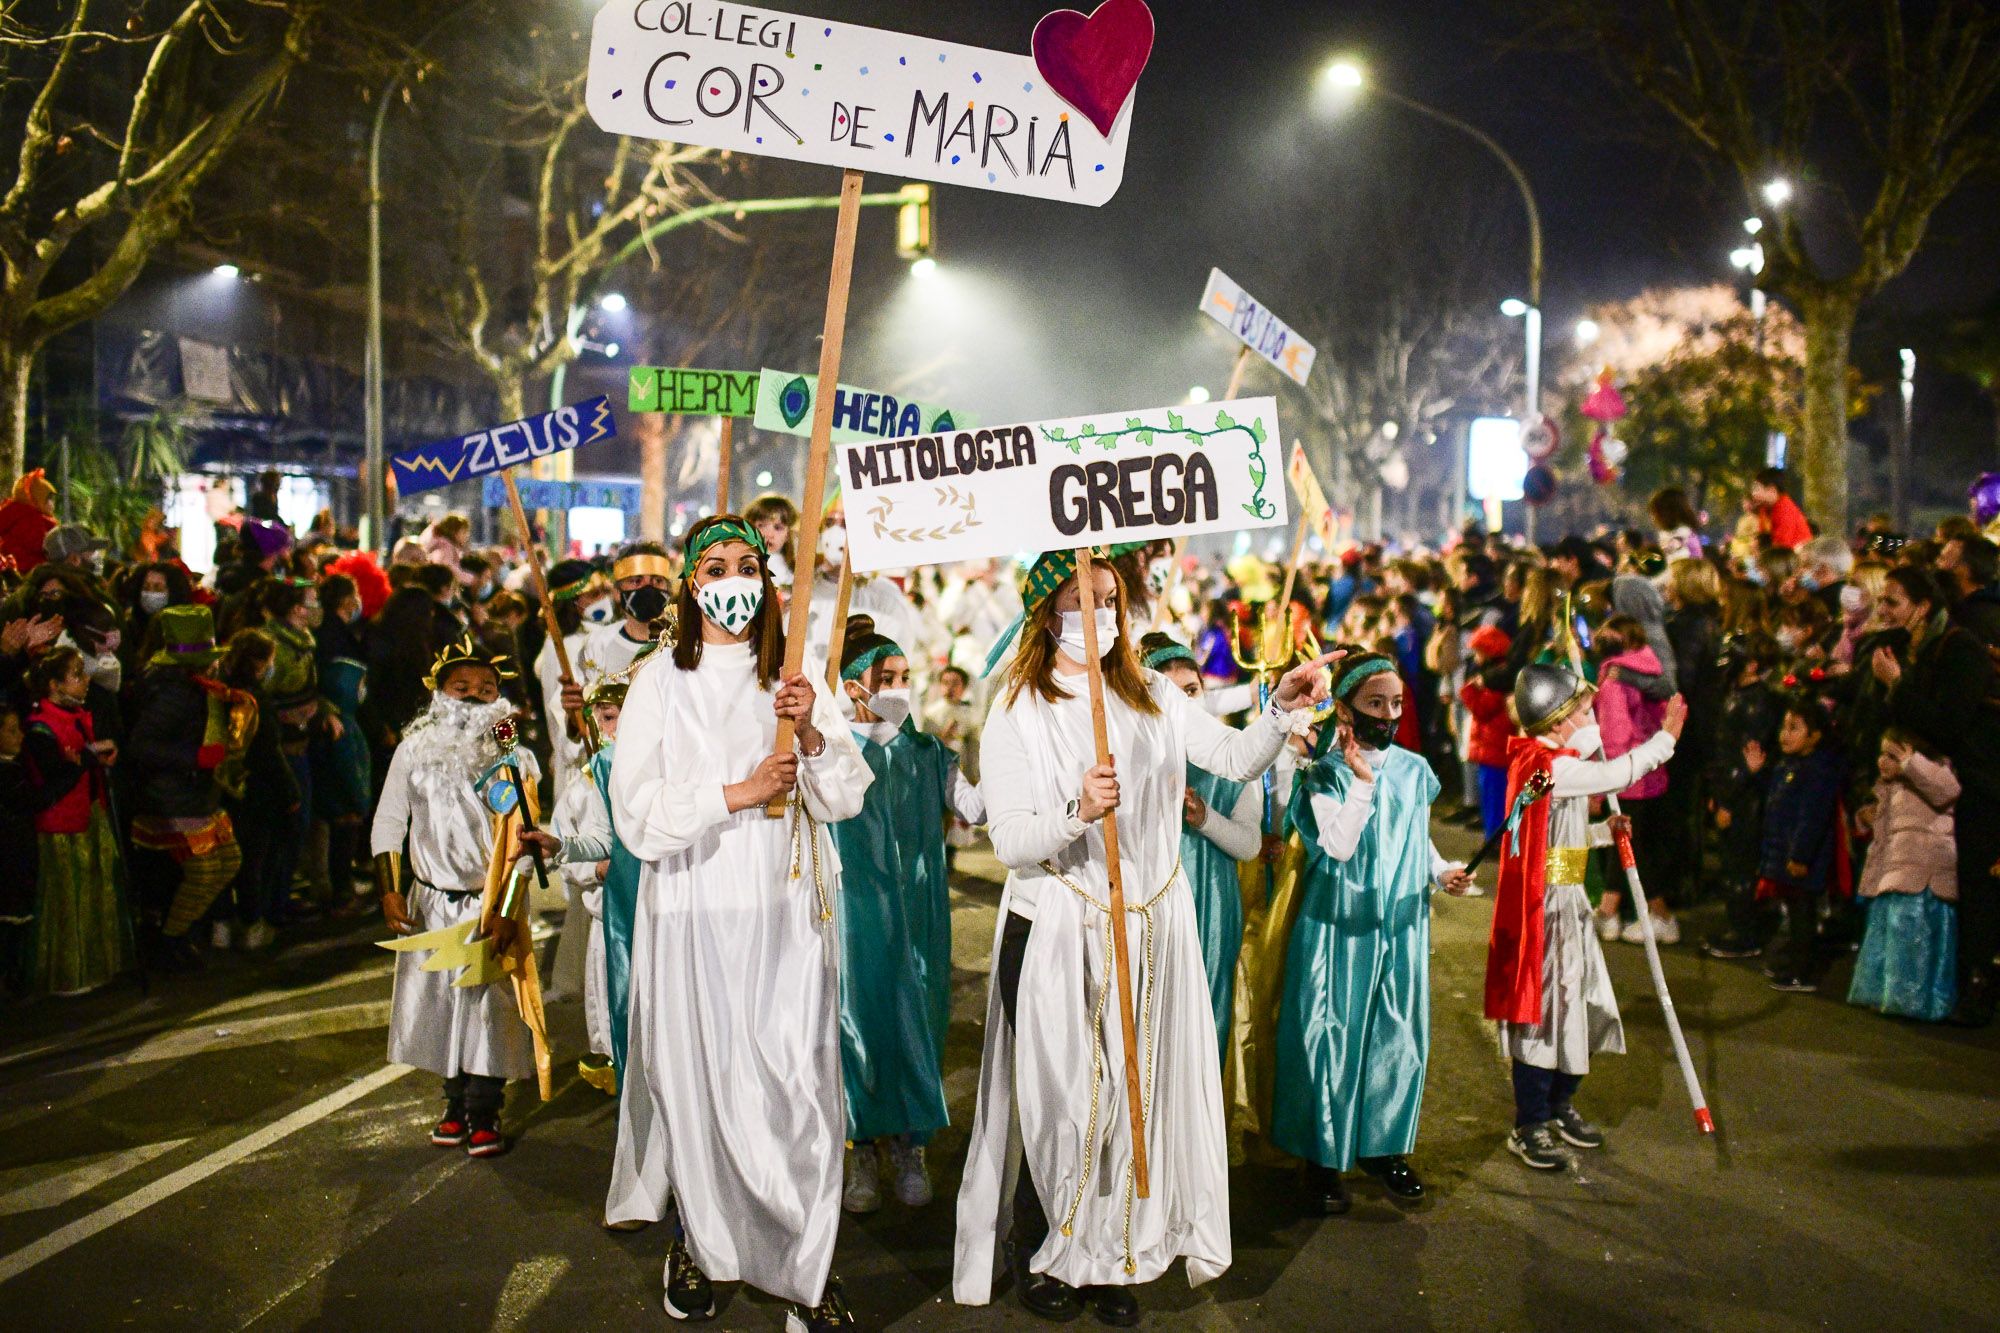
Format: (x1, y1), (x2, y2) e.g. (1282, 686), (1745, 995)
(565, 543), (673, 728)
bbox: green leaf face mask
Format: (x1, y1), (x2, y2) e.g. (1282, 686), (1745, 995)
(695, 575), (763, 636)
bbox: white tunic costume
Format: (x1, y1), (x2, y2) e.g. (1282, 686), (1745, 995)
(605, 640), (871, 1307)
(954, 670), (1296, 1301)
(370, 697), (537, 1083)
(1497, 725), (1676, 1073)
(551, 771), (614, 1056)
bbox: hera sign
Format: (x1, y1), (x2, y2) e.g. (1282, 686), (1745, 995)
(753, 369), (967, 445)
(839, 397), (1288, 573)
(1200, 268), (1316, 386)
(391, 398), (617, 496)
(585, 2), (1141, 206)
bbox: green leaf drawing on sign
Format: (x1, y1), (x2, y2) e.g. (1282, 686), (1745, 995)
(1167, 411), (1185, 432)
(1215, 409), (1237, 430)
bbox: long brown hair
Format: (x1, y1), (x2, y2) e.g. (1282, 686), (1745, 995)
(1003, 570), (1159, 715)
(672, 514), (786, 689)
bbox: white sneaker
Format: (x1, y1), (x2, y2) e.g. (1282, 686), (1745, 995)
(887, 1139), (932, 1207)
(842, 1143), (881, 1214)
(1623, 914), (1682, 946)
(243, 921), (276, 951)
(1595, 911), (1622, 942)
(209, 920), (233, 951)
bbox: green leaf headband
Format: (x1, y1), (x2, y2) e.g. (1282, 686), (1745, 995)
(1142, 642), (1198, 671)
(1334, 658), (1396, 701)
(685, 519), (767, 566)
(840, 641), (905, 682)
(981, 543), (1154, 678)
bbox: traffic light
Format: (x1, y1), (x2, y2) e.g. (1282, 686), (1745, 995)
(895, 183), (933, 261)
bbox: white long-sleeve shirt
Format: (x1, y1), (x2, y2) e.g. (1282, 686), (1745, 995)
(1192, 780), (1263, 862)
(1306, 749), (1458, 885)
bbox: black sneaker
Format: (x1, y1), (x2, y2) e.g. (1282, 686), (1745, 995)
(1080, 1284), (1140, 1327)
(663, 1237), (715, 1321)
(1701, 934), (1763, 960)
(1549, 1106), (1605, 1150)
(1506, 1122), (1570, 1171)
(1359, 1154), (1426, 1200)
(1304, 1163), (1351, 1216)
(786, 1276), (854, 1331)
(1768, 974), (1818, 993)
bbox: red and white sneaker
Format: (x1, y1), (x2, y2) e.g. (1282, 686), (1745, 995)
(430, 1116), (470, 1148)
(466, 1123), (511, 1159)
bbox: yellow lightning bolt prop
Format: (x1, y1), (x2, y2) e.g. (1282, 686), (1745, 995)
(585, 398), (615, 444)
(394, 452), (467, 484)
(376, 920), (509, 988)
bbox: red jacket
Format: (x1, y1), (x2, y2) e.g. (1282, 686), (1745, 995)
(25, 699), (101, 835)
(1458, 677), (1515, 769)
(1758, 493), (1812, 549)
(0, 498), (54, 573)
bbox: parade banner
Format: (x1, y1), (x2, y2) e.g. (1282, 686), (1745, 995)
(1288, 443), (1336, 547)
(754, 368), (969, 444)
(585, 1), (1151, 207)
(627, 365), (761, 416)
(840, 396), (1287, 573)
(390, 398), (617, 497)
(481, 475), (643, 516)
(1200, 268), (1316, 386)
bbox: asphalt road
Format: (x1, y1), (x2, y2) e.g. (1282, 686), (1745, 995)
(2, 820), (1996, 1331)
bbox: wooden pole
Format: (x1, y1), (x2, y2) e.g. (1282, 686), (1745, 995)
(1221, 344), (1254, 401)
(770, 170), (865, 816)
(1274, 517), (1310, 643)
(501, 469), (597, 754)
(823, 557), (855, 691)
(716, 415), (735, 514)
(1074, 544), (1151, 1199)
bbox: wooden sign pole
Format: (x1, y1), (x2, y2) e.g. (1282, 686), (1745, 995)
(1074, 544), (1151, 1199)
(770, 169), (865, 815)
(1221, 344), (1254, 401)
(822, 557), (855, 691)
(716, 415), (736, 514)
(501, 470), (597, 754)
(1275, 518), (1310, 634)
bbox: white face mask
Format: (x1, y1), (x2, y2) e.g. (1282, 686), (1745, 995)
(581, 597), (617, 625)
(1147, 558), (1172, 596)
(1055, 608), (1119, 661)
(139, 589), (170, 615)
(822, 525), (848, 567)
(1567, 723), (1603, 757)
(696, 575), (763, 635)
(865, 687), (912, 727)
(1839, 584), (1867, 616)
(1776, 628), (1804, 652)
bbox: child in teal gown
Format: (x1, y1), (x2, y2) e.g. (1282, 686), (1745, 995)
(1142, 635), (1263, 1060)
(831, 616), (985, 1213)
(1274, 652), (1470, 1215)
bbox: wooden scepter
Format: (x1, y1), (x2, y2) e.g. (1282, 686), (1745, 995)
(1074, 543), (1151, 1199)
(500, 470), (598, 755)
(769, 170), (865, 816)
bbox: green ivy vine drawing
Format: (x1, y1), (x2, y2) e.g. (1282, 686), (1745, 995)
(1040, 409), (1277, 520)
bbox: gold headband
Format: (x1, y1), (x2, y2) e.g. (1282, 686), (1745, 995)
(613, 553), (675, 581)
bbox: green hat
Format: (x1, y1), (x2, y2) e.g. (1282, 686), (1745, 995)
(149, 604), (222, 669)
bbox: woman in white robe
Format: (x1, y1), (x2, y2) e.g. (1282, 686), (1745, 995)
(606, 515), (871, 1331)
(952, 548), (1337, 1324)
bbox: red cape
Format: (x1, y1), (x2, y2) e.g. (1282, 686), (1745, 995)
(1484, 737), (1563, 1025)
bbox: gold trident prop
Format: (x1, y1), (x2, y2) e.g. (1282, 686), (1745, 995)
(1232, 600), (1321, 683)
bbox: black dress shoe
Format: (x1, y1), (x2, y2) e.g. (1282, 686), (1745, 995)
(1305, 1164), (1350, 1216)
(1360, 1155), (1425, 1201)
(1011, 1244), (1082, 1321)
(1080, 1284), (1140, 1327)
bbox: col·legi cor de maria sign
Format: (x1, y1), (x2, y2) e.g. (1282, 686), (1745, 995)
(837, 396), (1288, 573)
(585, 1), (1154, 206)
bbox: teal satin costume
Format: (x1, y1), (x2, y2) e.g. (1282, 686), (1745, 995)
(1273, 745), (1441, 1170)
(1183, 764), (1249, 1060)
(830, 721), (953, 1142)
(589, 743), (643, 1080)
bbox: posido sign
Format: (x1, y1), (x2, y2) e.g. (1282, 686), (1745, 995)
(838, 397), (1288, 573)
(585, 1), (1147, 206)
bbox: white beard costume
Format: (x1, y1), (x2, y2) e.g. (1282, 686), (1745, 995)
(953, 669), (1296, 1301)
(371, 694), (537, 1082)
(605, 640), (871, 1308)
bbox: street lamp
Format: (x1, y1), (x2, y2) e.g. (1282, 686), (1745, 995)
(598, 291), (628, 314)
(212, 263), (240, 279)
(1321, 59), (1365, 91)
(1762, 177), (1793, 208)
(909, 256), (939, 279)
(1187, 385), (1212, 404)
(1575, 318), (1601, 347)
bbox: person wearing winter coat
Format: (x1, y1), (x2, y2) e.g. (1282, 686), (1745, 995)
(1756, 695), (1847, 992)
(1702, 637), (1786, 959)
(1457, 625), (1515, 839)
(1849, 732), (1959, 1021)
(1590, 616), (1679, 945)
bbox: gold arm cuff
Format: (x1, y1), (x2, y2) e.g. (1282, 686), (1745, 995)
(373, 851), (403, 899)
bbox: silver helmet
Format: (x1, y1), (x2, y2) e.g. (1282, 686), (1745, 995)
(1512, 662), (1593, 736)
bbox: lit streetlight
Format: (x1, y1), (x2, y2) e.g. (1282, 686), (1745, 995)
(211, 263), (240, 279)
(909, 256), (939, 279)
(1762, 177), (1793, 208)
(1187, 385), (1212, 404)
(1743, 216), (1763, 235)
(1321, 59), (1365, 91)
(1575, 318), (1601, 347)
(598, 291), (628, 313)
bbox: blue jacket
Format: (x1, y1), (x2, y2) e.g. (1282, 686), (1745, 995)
(1758, 747), (1844, 891)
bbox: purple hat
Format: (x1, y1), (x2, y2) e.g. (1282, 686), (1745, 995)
(240, 518), (293, 561)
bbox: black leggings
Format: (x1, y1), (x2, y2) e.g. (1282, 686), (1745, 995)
(996, 912), (1051, 1258)
(1621, 795), (1679, 911)
(443, 1072), (506, 1122)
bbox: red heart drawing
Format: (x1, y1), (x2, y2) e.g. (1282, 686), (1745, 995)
(1031, 0), (1156, 139)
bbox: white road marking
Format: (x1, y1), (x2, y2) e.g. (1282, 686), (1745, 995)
(0, 1139), (191, 1217)
(489, 1255), (572, 1331)
(54, 1000), (391, 1075)
(0, 1063), (414, 1287)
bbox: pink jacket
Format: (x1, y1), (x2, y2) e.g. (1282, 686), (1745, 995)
(1858, 753), (1958, 901)
(1596, 646), (1668, 801)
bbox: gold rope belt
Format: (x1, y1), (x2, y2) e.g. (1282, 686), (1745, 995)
(1036, 854), (1182, 1275)
(788, 798), (833, 923)
(1546, 847), (1591, 885)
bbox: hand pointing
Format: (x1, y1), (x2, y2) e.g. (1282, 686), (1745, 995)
(1271, 649), (1349, 712)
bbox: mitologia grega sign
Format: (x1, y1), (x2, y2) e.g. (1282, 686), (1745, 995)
(839, 397), (1288, 573)
(584, 2), (1143, 206)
